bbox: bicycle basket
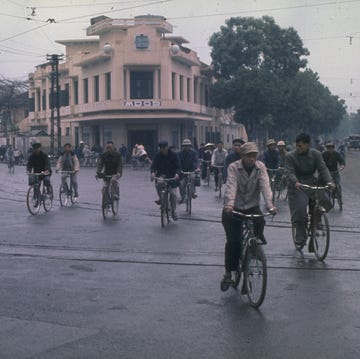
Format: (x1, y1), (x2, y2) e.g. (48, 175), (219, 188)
(28, 174), (37, 186)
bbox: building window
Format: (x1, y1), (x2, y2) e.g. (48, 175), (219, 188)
(130, 71), (153, 99)
(42, 89), (46, 110)
(105, 72), (111, 100)
(135, 34), (149, 49)
(36, 89), (40, 111)
(194, 77), (198, 104)
(73, 79), (79, 105)
(103, 125), (112, 143)
(83, 78), (88, 103)
(172, 72), (176, 100)
(179, 75), (184, 101)
(65, 127), (70, 136)
(94, 75), (99, 102)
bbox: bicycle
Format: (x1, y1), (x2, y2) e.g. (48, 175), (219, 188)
(329, 170), (343, 211)
(275, 168), (288, 200)
(200, 159), (211, 186)
(181, 171), (197, 215)
(212, 165), (224, 198)
(58, 170), (76, 207)
(26, 172), (53, 215)
(155, 176), (177, 227)
(96, 173), (119, 219)
(266, 168), (281, 203)
(8, 157), (15, 173)
(291, 184), (330, 261)
(220, 211), (274, 308)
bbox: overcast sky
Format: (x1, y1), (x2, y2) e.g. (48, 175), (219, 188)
(1, 0), (359, 112)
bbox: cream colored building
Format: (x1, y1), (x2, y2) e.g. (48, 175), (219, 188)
(27, 15), (245, 156)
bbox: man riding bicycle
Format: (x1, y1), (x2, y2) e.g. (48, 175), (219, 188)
(222, 142), (276, 285)
(285, 133), (334, 250)
(56, 143), (80, 200)
(211, 141), (227, 191)
(26, 142), (52, 193)
(96, 141), (122, 198)
(322, 141), (345, 184)
(178, 139), (199, 203)
(151, 140), (181, 221)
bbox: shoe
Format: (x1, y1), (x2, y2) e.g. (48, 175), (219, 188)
(192, 193), (198, 199)
(155, 200), (161, 205)
(295, 238), (306, 245)
(220, 272), (232, 291)
(178, 198), (185, 204)
(73, 196), (79, 202)
(256, 236), (267, 245)
(215, 187), (218, 192)
(240, 281), (248, 295)
(172, 211), (178, 221)
(113, 194), (119, 200)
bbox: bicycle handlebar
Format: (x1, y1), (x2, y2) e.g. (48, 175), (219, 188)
(59, 170), (76, 174)
(181, 171), (197, 175)
(212, 165), (224, 168)
(299, 183), (330, 190)
(232, 210), (276, 218)
(27, 171), (50, 176)
(200, 159), (211, 163)
(154, 176), (178, 182)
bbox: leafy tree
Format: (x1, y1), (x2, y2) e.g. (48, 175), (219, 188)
(0, 76), (28, 137)
(209, 16), (346, 140)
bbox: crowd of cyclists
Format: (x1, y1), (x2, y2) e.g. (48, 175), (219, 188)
(18, 132), (348, 293)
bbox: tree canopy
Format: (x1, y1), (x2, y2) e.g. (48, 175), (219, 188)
(209, 16), (346, 140)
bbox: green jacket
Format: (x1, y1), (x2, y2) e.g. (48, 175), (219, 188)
(285, 148), (332, 187)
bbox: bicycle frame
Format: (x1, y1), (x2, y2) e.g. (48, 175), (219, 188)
(97, 173), (119, 219)
(59, 170), (75, 207)
(155, 176), (177, 227)
(292, 184), (330, 261)
(200, 160), (211, 186)
(181, 171), (196, 214)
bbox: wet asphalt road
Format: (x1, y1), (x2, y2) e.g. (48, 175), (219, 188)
(0, 152), (359, 359)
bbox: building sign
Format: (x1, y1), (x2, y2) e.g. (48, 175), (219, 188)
(124, 100), (161, 107)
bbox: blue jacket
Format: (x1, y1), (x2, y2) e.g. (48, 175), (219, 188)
(178, 149), (198, 172)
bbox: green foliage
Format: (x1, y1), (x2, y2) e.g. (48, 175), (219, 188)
(209, 16), (346, 139)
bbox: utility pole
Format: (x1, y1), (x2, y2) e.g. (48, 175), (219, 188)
(47, 54), (64, 155)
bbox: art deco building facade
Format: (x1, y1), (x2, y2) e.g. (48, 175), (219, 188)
(27, 15), (246, 156)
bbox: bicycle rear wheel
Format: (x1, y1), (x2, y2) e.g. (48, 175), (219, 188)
(312, 211), (330, 261)
(26, 186), (41, 215)
(160, 191), (167, 227)
(43, 185), (53, 212)
(244, 243), (267, 308)
(59, 183), (69, 207)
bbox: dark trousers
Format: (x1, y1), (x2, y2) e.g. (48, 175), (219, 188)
(222, 206), (265, 272)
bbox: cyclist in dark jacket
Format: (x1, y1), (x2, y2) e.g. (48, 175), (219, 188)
(151, 141), (181, 220)
(26, 142), (52, 192)
(178, 138), (199, 202)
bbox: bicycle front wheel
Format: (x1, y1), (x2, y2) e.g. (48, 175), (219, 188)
(43, 185), (53, 212)
(59, 183), (69, 207)
(102, 188), (111, 219)
(218, 175), (222, 198)
(27, 186), (41, 215)
(111, 183), (119, 215)
(312, 211), (330, 261)
(186, 185), (192, 215)
(160, 191), (167, 227)
(244, 243), (267, 308)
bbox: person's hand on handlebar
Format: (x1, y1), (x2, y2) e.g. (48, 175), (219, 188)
(150, 172), (155, 182)
(223, 205), (233, 213)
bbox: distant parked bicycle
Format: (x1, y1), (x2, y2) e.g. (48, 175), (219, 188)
(291, 184), (330, 261)
(155, 176), (177, 227)
(221, 210), (275, 308)
(96, 173), (119, 219)
(58, 171), (76, 207)
(26, 171), (53, 215)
